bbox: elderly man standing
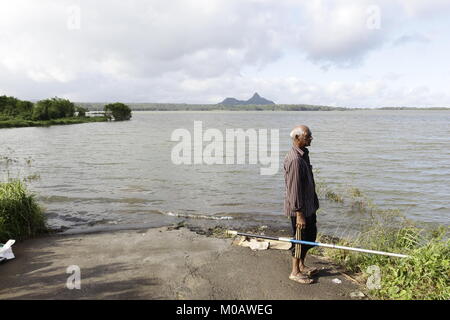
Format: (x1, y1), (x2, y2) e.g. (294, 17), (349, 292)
(284, 125), (319, 284)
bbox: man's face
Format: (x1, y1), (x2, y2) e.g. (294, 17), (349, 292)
(303, 131), (313, 147)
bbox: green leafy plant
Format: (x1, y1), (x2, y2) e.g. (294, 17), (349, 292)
(104, 102), (132, 121)
(0, 180), (47, 242)
(311, 178), (449, 300)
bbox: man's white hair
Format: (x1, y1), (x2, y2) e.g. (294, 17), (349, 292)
(290, 127), (308, 139)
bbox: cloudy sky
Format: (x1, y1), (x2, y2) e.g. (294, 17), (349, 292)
(1, 0), (450, 107)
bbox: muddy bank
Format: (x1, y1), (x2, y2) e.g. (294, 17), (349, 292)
(0, 226), (364, 299)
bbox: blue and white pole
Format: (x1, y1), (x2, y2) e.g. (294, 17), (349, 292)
(227, 231), (409, 258)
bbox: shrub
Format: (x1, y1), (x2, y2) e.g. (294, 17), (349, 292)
(0, 180), (47, 242)
(0, 95), (33, 119)
(32, 97), (75, 120)
(378, 237), (450, 300)
(104, 102), (132, 121)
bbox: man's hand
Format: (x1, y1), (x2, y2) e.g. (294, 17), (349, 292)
(296, 211), (306, 229)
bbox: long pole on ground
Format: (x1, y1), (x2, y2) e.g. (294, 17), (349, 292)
(227, 231), (409, 258)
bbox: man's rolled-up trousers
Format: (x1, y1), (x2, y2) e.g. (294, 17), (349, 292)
(289, 213), (317, 260)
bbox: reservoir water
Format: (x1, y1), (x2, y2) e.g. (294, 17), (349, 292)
(1, 110), (449, 237)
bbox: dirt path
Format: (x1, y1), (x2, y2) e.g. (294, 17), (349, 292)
(0, 227), (364, 299)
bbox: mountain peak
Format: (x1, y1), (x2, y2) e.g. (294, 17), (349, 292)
(246, 93), (275, 105)
(219, 93), (275, 106)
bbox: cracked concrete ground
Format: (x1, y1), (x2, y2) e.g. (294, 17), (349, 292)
(0, 227), (364, 299)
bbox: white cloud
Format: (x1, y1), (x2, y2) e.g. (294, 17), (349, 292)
(392, 33), (431, 47)
(0, 0), (286, 79)
(398, 0), (450, 17)
(294, 0), (387, 67)
(0, 0), (449, 107)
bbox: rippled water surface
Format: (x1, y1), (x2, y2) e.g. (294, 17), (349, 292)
(1, 110), (449, 236)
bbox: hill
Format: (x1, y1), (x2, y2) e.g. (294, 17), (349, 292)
(219, 92), (275, 105)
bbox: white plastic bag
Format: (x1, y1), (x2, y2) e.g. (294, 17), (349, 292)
(0, 239), (16, 261)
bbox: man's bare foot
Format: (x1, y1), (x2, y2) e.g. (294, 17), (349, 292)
(299, 266), (319, 277)
(289, 273), (314, 284)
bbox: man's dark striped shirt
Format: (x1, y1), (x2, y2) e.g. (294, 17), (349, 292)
(283, 146), (319, 217)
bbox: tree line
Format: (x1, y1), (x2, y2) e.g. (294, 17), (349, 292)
(0, 95), (132, 121)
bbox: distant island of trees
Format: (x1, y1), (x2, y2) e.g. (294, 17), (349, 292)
(77, 102), (449, 112)
(0, 95), (132, 129)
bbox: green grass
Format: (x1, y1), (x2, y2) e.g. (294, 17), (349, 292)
(0, 180), (47, 242)
(318, 225), (449, 300)
(310, 182), (449, 300)
(379, 236), (449, 299)
(0, 116), (108, 128)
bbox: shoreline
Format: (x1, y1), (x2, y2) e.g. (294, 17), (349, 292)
(0, 116), (108, 129)
(0, 223), (364, 300)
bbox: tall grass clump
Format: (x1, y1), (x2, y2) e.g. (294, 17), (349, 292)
(321, 222), (449, 299)
(0, 179), (47, 242)
(312, 180), (449, 300)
